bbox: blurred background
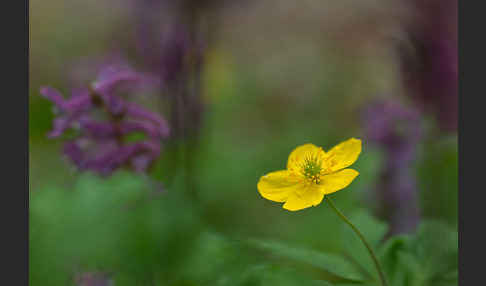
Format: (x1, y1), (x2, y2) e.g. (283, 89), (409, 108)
(29, 0), (457, 285)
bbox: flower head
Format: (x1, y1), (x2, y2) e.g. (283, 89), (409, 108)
(258, 138), (361, 211)
(400, 0), (457, 132)
(362, 99), (422, 234)
(40, 60), (169, 176)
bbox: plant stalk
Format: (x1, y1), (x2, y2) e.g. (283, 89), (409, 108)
(325, 197), (388, 286)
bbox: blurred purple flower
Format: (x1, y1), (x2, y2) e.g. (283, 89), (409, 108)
(400, 0), (457, 132)
(67, 53), (161, 95)
(91, 62), (161, 96)
(74, 272), (112, 286)
(40, 62), (169, 176)
(362, 99), (422, 234)
(131, 0), (207, 139)
(40, 87), (93, 138)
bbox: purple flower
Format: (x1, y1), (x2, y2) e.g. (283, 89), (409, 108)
(40, 87), (93, 138)
(400, 0), (457, 132)
(41, 61), (169, 176)
(364, 100), (422, 169)
(124, 102), (170, 137)
(74, 272), (112, 286)
(91, 63), (161, 96)
(362, 99), (422, 234)
(68, 140), (160, 175)
(133, 1), (192, 84)
(67, 53), (161, 95)
(131, 0), (207, 139)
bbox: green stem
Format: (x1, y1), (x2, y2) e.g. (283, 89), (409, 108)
(325, 197), (388, 286)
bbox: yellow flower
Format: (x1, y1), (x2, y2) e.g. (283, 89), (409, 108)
(257, 138), (361, 211)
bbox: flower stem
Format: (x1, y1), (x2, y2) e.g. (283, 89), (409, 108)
(325, 197), (388, 286)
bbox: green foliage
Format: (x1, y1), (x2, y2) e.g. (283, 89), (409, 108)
(338, 211), (458, 286)
(233, 264), (336, 286)
(418, 137), (458, 225)
(32, 172), (351, 286)
(244, 212), (457, 286)
(379, 220), (458, 286)
(29, 169), (457, 286)
(247, 238), (366, 283)
(30, 172), (204, 285)
(29, 96), (55, 141)
(340, 210), (388, 281)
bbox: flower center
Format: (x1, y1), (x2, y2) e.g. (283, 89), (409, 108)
(301, 155), (322, 184)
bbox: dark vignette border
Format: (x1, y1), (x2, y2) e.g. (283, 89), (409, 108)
(459, 0), (481, 285)
(1, 0), (29, 284)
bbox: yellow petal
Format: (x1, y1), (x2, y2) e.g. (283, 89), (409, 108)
(287, 143), (325, 173)
(282, 184), (325, 211)
(257, 170), (302, 202)
(323, 138), (361, 173)
(319, 169), (359, 195)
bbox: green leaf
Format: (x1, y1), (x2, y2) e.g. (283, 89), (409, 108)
(396, 251), (427, 286)
(247, 239), (366, 282)
(376, 220), (458, 286)
(378, 235), (410, 286)
(408, 220), (458, 285)
(235, 264), (337, 286)
(178, 231), (237, 283)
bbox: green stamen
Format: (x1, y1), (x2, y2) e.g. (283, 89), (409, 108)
(301, 155), (322, 184)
